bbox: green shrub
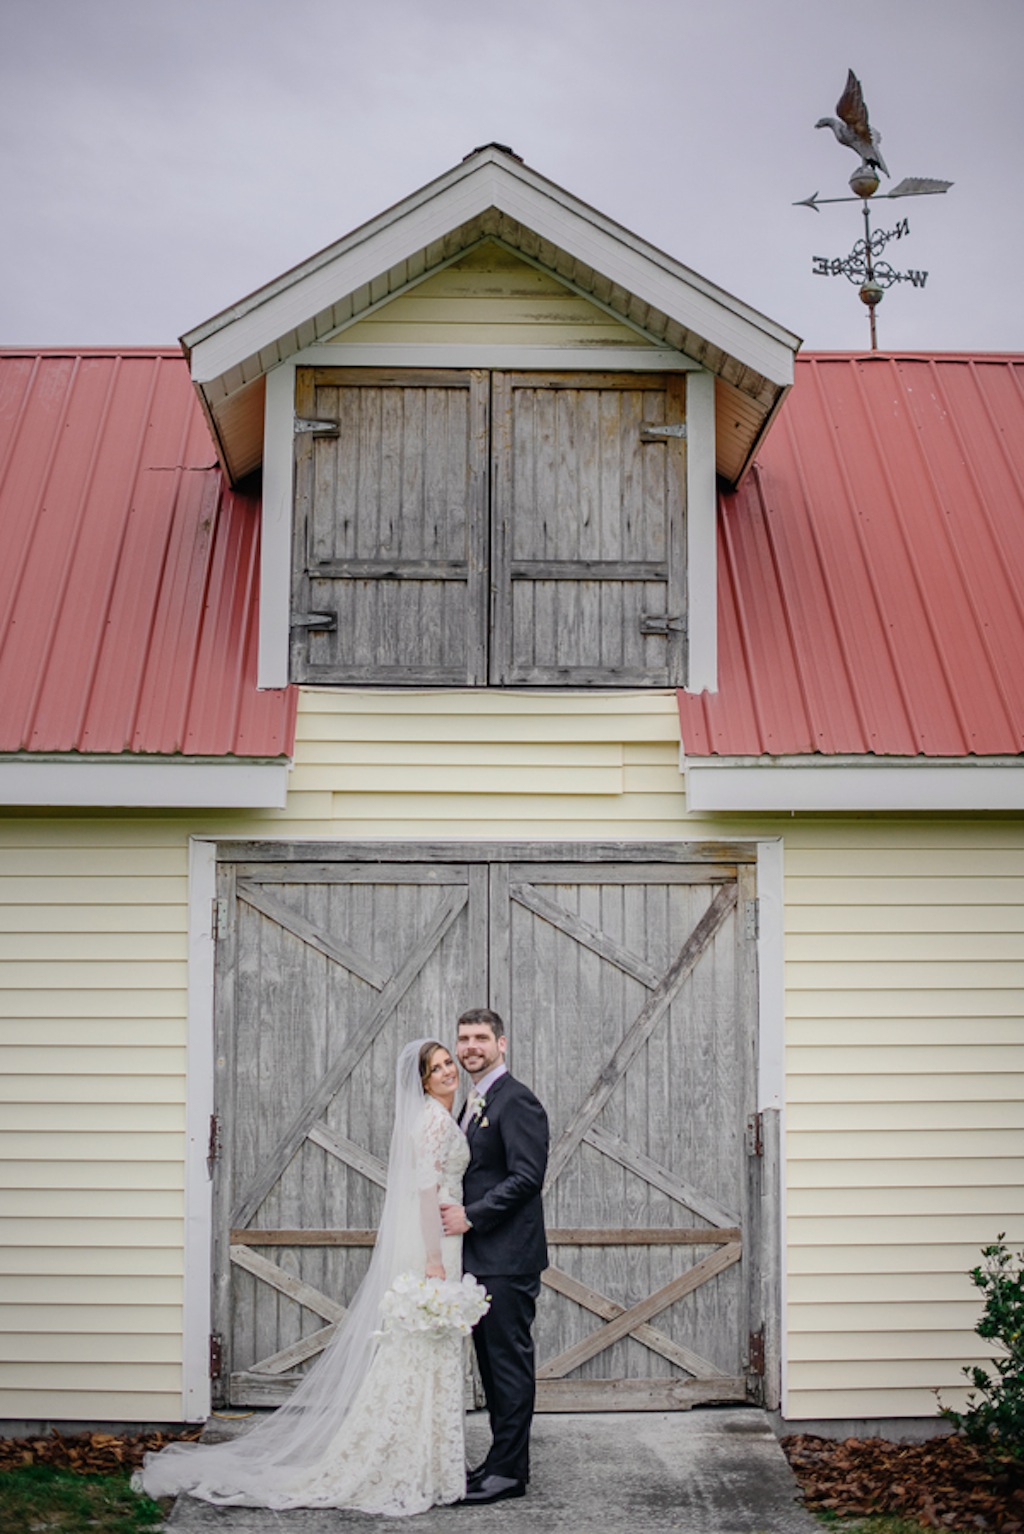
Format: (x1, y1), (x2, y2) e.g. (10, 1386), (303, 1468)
(940, 1235), (1024, 1462)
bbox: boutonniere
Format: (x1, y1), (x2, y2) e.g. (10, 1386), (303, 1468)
(478, 1116), (489, 1129)
(471, 1097), (487, 1123)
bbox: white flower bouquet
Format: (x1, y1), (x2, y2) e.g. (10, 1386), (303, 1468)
(375, 1272), (491, 1339)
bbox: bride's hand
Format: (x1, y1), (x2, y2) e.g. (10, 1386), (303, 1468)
(425, 1257), (446, 1280)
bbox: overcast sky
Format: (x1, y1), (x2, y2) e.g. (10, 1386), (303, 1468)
(1, 0), (1020, 354)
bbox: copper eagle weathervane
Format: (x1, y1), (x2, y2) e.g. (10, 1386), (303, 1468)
(797, 70), (952, 349)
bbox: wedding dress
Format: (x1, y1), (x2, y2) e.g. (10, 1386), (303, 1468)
(135, 1041), (474, 1516)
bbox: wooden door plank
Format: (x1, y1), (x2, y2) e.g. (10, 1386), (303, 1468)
(545, 883), (738, 1191)
(307, 1121), (388, 1187)
(236, 881), (389, 990)
(247, 1322), (340, 1375)
(229, 1245), (346, 1324)
(583, 1124), (740, 1229)
(546, 1228), (740, 1246)
(230, 886), (468, 1227)
(231, 1229), (378, 1246)
(536, 1243), (742, 1378)
(542, 1265), (727, 1379)
(536, 1378), (748, 1412)
(511, 882), (660, 989)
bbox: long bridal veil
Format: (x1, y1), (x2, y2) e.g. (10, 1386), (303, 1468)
(136, 1038), (443, 1504)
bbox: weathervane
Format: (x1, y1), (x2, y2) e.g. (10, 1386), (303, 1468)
(796, 70), (952, 349)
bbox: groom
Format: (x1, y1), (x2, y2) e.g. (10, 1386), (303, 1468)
(440, 1007), (549, 1506)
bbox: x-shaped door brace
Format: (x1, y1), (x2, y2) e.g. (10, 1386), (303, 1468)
(228, 874), (742, 1383)
(515, 878), (742, 1380)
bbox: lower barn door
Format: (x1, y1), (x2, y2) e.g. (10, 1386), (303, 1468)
(211, 858), (488, 1406)
(212, 849), (760, 1410)
(491, 861), (757, 1410)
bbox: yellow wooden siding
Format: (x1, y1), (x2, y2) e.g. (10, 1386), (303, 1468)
(328, 242), (657, 349)
(1, 702), (1022, 1427)
(780, 819), (1024, 1422)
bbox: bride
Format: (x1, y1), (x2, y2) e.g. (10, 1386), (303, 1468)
(135, 1039), (482, 1515)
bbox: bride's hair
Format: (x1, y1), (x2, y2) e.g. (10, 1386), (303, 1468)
(418, 1038), (445, 1088)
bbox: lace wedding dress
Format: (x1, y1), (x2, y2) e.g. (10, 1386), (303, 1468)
(135, 1043), (472, 1517)
(272, 1094), (471, 1514)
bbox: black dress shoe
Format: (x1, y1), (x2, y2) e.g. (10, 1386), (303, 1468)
(466, 1464), (488, 1489)
(460, 1472), (526, 1504)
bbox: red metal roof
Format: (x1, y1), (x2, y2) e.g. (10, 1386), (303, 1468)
(0, 350), (296, 757)
(679, 353), (1024, 758)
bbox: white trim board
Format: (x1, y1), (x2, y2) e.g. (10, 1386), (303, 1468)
(295, 345), (695, 369)
(182, 838), (217, 1420)
(682, 754), (1024, 812)
(185, 149), (798, 389)
(0, 757), (291, 808)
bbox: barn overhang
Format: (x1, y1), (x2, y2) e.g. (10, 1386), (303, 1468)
(0, 755), (291, 808)
(181, 145), (800, 488)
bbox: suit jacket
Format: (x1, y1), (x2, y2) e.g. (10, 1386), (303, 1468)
(461, 1071), (549, 1277)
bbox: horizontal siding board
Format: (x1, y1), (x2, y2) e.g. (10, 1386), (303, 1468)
(787, 1073), (1024, 1102)
(0, 1390), (183, 1418)
(0, 1218), (183, 1246)
(0, 1047), (186, 1076)
(2, 1334), (182, 1363)
(2, 1191), (183, 1218)
(788, 1185), (1022, 1216)
(0, 1278), (181, 1304)
(0, 1248), (183, 1276)
(788, 1155), (1024, 1188)
(0, 1133), (184, 1161)
(293, 763), (625, 794)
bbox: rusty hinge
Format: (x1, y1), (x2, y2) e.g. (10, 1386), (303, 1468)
(211, 897), (228, 942)
(207, 1114), (221, 1178)
(639, 614), (685, 635)
(293, 417), (339, 437)
(746, 1111), (764, 1158)
(290, 610), (338, 631)
(747, 1326), (765, 1376)
(745, 898), (760, 941)
(640, 421), (687, 442)
(209, 1333), (223, 1379)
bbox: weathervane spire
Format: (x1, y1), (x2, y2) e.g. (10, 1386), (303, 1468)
(798, 69), (953, 349)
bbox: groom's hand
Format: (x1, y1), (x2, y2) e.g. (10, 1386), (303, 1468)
(440, 1201), (470, 1236)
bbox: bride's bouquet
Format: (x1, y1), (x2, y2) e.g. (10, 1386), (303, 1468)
(375, 1272), (491, 1339)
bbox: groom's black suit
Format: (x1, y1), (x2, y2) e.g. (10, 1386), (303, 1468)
(461, 1071), (548, 1485)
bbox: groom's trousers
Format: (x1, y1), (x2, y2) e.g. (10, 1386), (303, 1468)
(472, 1271), (541, 1483)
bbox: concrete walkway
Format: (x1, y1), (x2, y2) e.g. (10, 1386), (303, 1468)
(166, 1408), (818, 1534)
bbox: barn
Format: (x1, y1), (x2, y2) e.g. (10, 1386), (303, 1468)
(1, 144), (1021, 1435)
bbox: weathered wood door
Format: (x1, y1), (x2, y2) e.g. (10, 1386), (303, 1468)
(291, 369), (687, 686)
(211, 844), (764, 1410)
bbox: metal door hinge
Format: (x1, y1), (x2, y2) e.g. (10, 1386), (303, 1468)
(290, 610), (338, 631)
(207, 1114), (221, 1178)
(745, 898), (760, 941)
(747, 1326), (765, 1376)
(746, 1111), (764, 1158)
(293, 417), (339, 437)
(209, 1333), (223, 1379)
(639, 614), (685, 635)
(211, 898), (228, 941)
(640, 422), (687, 441)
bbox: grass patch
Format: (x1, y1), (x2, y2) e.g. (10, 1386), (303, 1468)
(0, 1462), (165, 1534)
(814, 1514), (935, 1534)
